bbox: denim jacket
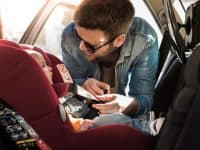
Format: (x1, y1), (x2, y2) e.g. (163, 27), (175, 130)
(61, 17), (159, 115)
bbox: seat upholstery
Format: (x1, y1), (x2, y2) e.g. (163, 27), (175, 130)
(0, 39), (153, 150)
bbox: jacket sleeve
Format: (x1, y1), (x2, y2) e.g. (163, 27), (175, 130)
(129, 38), (159, 115)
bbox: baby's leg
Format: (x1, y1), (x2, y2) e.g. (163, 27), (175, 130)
(93, 113), (151, 134)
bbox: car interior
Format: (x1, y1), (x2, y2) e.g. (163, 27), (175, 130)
(0, 0), (200, 149)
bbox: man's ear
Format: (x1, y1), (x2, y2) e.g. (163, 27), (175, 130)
(113, 33), (126, 48)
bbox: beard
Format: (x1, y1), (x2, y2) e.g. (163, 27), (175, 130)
(96, 45), (120, 63)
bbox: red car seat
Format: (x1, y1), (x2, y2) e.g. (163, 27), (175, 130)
(0, 39), (153, 150)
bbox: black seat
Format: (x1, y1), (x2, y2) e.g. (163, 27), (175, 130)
(154, 0), (200, 149)
(152, 30), (184, 117)
(155, 43), (200, 150)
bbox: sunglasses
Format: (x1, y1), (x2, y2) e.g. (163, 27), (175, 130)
(74, 30), (117, 53)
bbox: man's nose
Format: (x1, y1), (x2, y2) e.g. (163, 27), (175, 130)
(79, 41), (88, 52)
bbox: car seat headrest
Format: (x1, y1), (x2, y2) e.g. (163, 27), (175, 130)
(0, 40), (70, 121)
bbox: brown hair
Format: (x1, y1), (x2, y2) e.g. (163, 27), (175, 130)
(74, 0), (135, 38)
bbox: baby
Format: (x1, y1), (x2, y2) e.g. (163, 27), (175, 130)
(25, 50), (93, 132)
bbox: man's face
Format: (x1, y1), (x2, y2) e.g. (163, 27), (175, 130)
(75, 26), (118, 61)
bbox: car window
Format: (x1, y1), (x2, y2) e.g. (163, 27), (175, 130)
(173, 0), (199, 23)
(0, 0), (46, 41)
(131, 0), (162, 45)
(181, 0), (199, 10)
(34, 0), (162, 58)
(35, 5), (75, 58)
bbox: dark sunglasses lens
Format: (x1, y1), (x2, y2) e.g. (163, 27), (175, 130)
(84, 43), (96, 52)
(75, 31), (81, 40)
(75, 30), (96, 53)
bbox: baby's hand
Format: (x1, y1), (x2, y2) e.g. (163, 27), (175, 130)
(80, 119), (94, 131)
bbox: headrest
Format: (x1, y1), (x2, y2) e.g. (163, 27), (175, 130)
(185, 1), (200, 49)
(0, 40), (70, 97)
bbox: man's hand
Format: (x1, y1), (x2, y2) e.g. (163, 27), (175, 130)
(92, 94), (136, 114)
(83, 78), (110, 96)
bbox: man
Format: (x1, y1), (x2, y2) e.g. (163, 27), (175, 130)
(61, 0), (158, 118)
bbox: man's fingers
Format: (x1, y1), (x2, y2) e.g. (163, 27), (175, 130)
(99, 108), (119, 114)
(96, 94), (116, 102)
(83, 78), (110, 96)
(84, 84), (102, 96)
(92, 102), (119, 111)
(97, 81), (110, 94)
(91, 86), (104, 95)
(84, 80), (106, 96)
(90, 81), (110, 95)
